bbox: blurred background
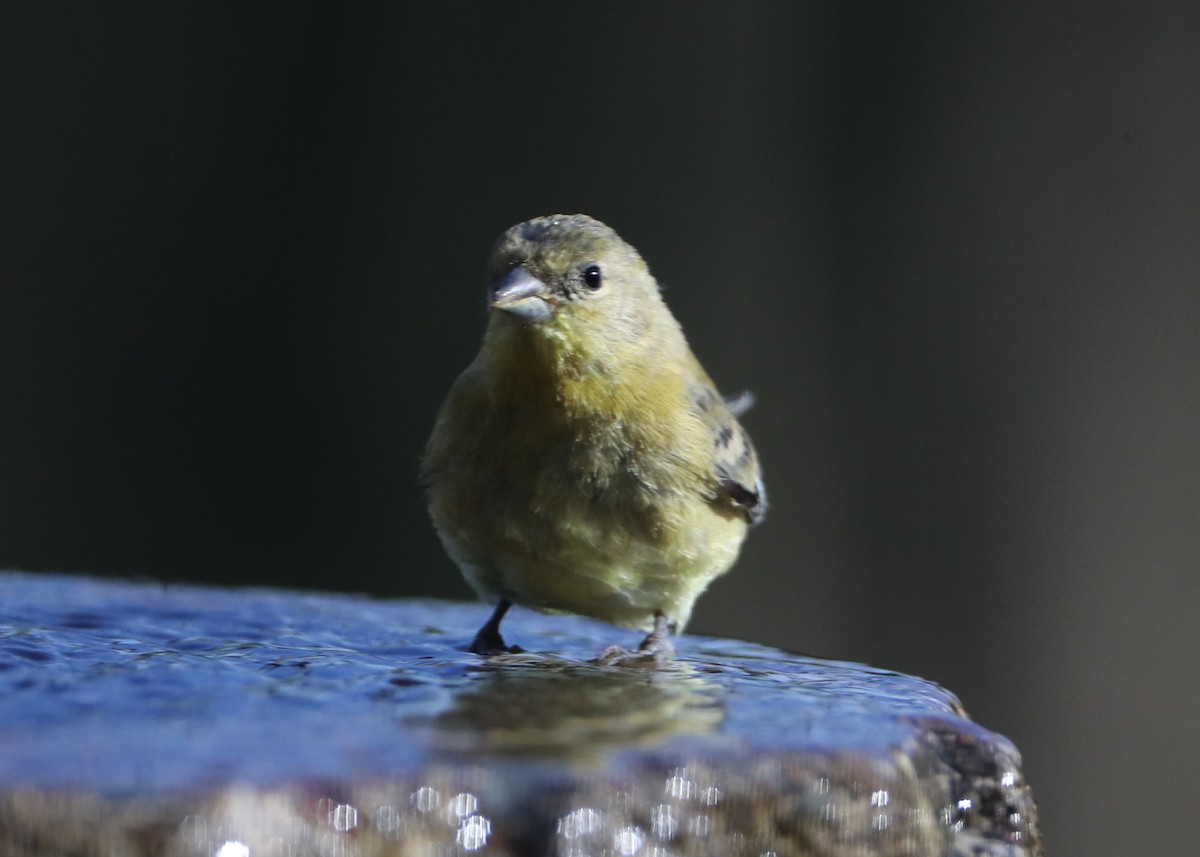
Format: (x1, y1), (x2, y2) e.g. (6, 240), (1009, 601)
(2, 3), (1197, 854)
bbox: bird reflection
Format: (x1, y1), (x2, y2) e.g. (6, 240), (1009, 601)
(427, 655), (725, 761)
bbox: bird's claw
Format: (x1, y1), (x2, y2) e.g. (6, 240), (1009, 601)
(468, 629), (524, 656)
(593, 620), (677, 667)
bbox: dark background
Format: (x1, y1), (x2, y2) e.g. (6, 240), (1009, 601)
(3, 3), (1197, 854)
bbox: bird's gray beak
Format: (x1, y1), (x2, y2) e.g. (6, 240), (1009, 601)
(491, 266), (553, 321)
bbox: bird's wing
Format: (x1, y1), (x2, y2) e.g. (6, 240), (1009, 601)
(690, 383), (767, 525)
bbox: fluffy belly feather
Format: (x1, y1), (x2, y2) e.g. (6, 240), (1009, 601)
(437, 485), (746, 631)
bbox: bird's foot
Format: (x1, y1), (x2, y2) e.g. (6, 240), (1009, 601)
(468, 600), (524, 655)
(593, 613), (677, 667)
(468, 627), (524, 656)
(593, 640), (674, 667)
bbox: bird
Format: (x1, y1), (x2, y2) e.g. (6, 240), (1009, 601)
(420, 214), (765, 661)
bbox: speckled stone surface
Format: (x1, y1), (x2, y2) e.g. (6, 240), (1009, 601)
(0, 572), (1040, 856)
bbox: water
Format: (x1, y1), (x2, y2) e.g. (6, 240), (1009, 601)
(0, 572), (1039, 855)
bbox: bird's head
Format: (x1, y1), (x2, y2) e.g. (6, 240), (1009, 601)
(483, 215), (673, 366)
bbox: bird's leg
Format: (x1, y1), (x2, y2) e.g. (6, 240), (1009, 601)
(636, 612), (677, 660)
(595, 611), (677, 666)
(468, 599), (523, 655)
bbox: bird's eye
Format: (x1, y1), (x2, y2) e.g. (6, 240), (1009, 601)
(582, 264), (603, 291)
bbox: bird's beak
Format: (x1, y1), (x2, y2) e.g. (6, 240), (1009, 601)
(491, 266), (553, 321)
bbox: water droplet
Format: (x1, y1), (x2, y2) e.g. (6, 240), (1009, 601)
(457, 814), (491, 850)
(613, 824), (644, 855)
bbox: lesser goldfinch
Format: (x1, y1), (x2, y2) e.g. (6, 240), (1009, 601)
(421, 214), (765, 660)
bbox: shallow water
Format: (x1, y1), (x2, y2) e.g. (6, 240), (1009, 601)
(0, 572), (1039, 856)
(0, 571), (971, 795)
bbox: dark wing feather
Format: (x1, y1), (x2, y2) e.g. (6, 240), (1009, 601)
(690, 383), (767, 525)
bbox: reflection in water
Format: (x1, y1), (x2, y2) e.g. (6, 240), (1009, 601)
(428, 655), (725, 760)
